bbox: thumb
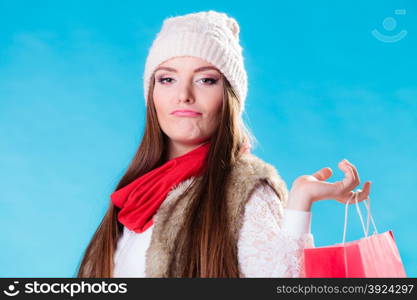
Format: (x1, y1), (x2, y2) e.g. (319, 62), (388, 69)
(312, 167), (332, 181)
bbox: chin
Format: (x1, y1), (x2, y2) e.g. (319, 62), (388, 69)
(169, 136), (207, 146)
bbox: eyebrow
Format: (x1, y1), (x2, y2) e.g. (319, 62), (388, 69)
(154, 66), (220, 74)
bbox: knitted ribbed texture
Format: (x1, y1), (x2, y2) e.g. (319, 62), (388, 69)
(142, 10), (248, 115)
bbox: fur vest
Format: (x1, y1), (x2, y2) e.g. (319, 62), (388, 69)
(144, 152), (289, 277)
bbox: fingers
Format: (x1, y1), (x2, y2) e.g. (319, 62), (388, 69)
(334, 159), (369, 204)
(345, 159), (361, 185)
(337, 181), (372, 204)
(307, 159), (371, 206)
(356, 181), (372, 202)
(312, 167), (332, 181)
(338, 159), (360, 191)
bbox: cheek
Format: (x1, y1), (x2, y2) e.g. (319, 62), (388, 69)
(209, 86), (224, 114)
(153, 90), (171, 117)
(153, 88), (163, 109)
(205, 94), (223, 118)
(202, 98), (223, 131)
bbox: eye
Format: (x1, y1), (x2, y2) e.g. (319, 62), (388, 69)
(198, 78), (219, 85)
(157, 77), (174, 84)
(156, 76), (219, 86)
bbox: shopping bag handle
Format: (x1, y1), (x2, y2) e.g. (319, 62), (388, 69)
(342, 190), (379, 244)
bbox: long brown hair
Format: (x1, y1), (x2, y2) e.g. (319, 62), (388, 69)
(76, 72), (256, 277)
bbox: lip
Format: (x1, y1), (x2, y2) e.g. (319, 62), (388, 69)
(171, 110), (202, 117)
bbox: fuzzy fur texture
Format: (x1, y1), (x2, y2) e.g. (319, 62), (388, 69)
(144, 152), (289, 277)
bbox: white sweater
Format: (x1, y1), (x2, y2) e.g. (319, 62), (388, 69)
(113, 183), (314, 277)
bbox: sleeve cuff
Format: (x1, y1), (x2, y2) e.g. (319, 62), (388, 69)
(281, 208), (312, 237)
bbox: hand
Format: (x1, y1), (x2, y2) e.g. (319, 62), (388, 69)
(287, 159), (372, 212)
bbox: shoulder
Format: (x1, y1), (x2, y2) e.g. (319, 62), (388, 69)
(225, 153), (289, 240)
(245, 182), (284, 220)
(229, 152), (288, 205)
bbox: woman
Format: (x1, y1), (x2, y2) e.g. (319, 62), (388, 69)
(76, 10), (371, 278)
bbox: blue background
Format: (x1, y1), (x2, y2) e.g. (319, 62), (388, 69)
(1, 0), (415, 277)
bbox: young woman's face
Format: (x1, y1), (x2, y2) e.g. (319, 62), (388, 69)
(153, 56), (224, 147)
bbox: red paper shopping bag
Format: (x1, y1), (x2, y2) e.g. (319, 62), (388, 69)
(302, 192), (407, 278)
(303, 230), (406, 277)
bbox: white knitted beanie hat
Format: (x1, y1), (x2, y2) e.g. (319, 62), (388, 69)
(143, 10), (248, 115)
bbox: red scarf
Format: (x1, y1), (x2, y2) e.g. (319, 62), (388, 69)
(111, 142), (211, 233)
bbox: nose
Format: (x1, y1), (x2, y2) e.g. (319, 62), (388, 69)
(177, 80), (195, 104)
